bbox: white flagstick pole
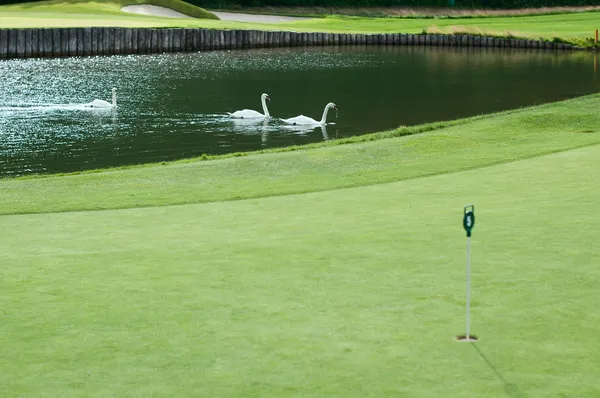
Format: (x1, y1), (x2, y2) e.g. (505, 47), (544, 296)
(461, 204), (475, 341)
(466, 234), (471, 340)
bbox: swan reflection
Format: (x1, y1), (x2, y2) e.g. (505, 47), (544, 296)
(280, 122), (330, 141)
(83, 106), (119, 124)
(230, 117), (270, 128)
(228, 117), (271, 144)
(321, 124), (329, 140)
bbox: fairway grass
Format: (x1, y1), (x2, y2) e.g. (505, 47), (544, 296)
(1, 142), (599, 396)
(287, 11), (600, 42)
(1, 0), (600, 43)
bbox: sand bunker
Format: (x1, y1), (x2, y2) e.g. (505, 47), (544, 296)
(121, 5), (192, 19)
(121, 5), (310, 23)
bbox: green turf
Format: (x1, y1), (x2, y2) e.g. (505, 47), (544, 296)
(1, 0), (599, 43)
(1, 142), (599, 397)
(2, 94), (600, 215)
(288, 11), (600, 38)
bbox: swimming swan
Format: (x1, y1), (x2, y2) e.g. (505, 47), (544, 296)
(281, 102), (337, 126)
(229, 93), (270, 119)
(85, 88), (117, 108)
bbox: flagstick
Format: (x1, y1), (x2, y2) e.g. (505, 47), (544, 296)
(466, 235), (471, 340)
(459, 204), (476, 342)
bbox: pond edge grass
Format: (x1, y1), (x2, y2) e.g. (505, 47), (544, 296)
(207, 6), (600, 20)
(1, 110), (491, 181)
(8, 92), (600, 182)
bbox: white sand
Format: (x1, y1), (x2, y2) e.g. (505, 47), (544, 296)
(121, 5), (192, 19)
(121, 5), (311, 23)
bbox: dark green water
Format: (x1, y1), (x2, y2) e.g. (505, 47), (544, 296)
(1, 46), (598, 177)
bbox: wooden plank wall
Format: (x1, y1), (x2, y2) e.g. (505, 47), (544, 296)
(0, 27), (573, 60)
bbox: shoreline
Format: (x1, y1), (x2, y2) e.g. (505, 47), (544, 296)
(0, 27), (581, 61)
(3, 92), (599, 182)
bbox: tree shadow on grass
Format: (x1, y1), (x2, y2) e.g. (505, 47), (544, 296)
(472, 343), (525, 398)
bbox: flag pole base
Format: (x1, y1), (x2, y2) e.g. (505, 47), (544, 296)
(455, 335), (478, 342)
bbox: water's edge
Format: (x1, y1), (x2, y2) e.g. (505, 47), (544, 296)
(0, 28), (576, 60)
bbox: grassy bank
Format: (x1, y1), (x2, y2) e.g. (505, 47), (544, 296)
(286, 12), (600, 44)
(2, 94), (600, 215)
(212, 5), (600, 18)
(1, 103), (599, 395)
(1, 0), (600, 45)
(0, 0), (218, 23)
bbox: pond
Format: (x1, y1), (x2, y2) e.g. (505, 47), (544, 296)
(0, 46), (598, 177)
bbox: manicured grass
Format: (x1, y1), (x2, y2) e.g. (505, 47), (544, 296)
(2, 0), (600, 43)
(1, 141), (599, 396)
(288, 11), (600, 39)
(213, 5), (600, 18)
(2, 94), (600, 215)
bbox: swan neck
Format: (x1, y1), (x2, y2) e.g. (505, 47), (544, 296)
(261, 96), (269, 117)
(320, 105), (330, 124)
(112, 90), (117, 107)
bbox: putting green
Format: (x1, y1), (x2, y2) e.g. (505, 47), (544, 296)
(1, 142), (598, 396)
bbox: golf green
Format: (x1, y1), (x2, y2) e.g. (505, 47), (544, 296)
(1, 141), (598, 396)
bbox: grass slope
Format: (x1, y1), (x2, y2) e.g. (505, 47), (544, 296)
(0, 0), (218, 24)
(0, 143), (599, 397)
(214, 5), (600, 18)
(2, 94), (600, 215)
(1, 0), (599, 43)
(288, 11), (600, 39)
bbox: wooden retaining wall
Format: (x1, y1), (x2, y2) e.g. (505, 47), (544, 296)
(0, 27), (575, 59)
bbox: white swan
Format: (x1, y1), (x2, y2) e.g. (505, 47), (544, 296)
(85, 88), (117, 108)
(281, 102), (337, 126)
(229, 93), (270, 119)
